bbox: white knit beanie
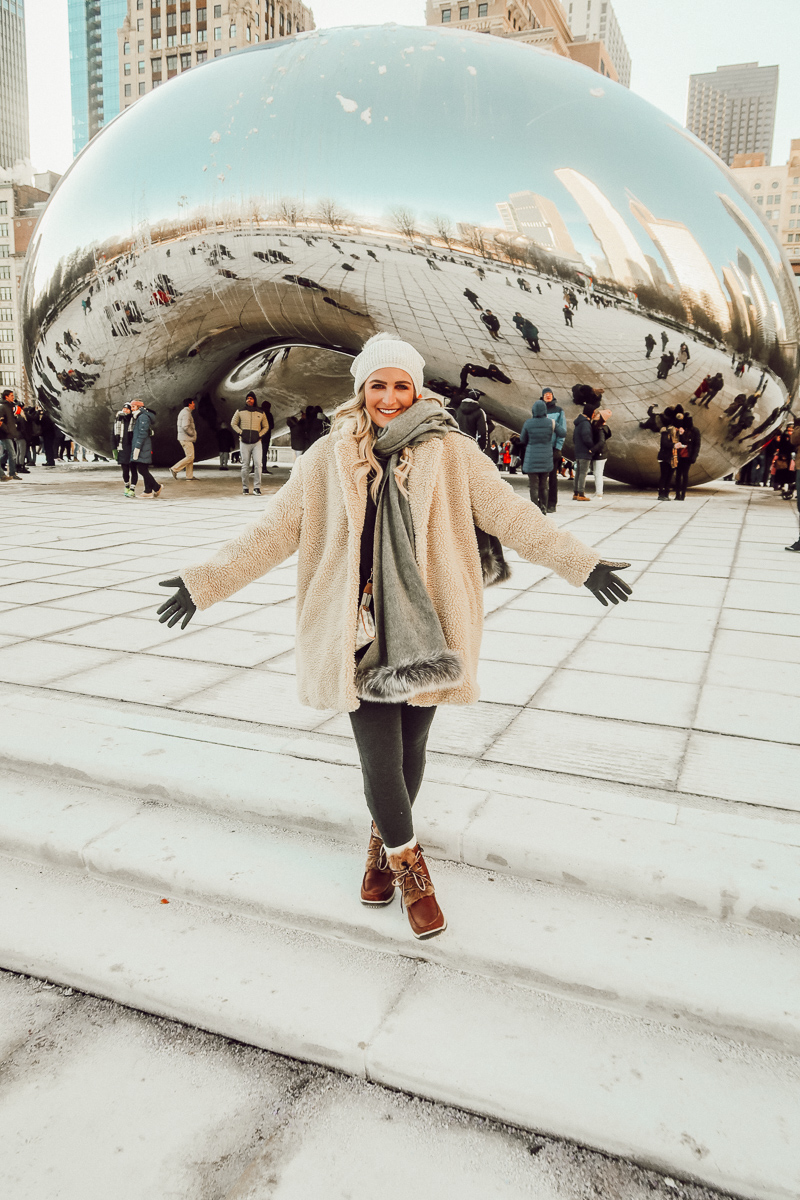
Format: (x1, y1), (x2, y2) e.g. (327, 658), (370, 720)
(350, 332), (426, 397)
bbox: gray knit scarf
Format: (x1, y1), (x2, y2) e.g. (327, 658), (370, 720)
(354, 400), (509, 703)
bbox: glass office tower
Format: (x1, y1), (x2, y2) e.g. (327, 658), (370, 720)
(68, 0), (128, 157)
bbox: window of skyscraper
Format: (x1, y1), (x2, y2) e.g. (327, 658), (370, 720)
(198, 28), (207, 39)
(214, 3), (221, 14)
(229, 23), (236, 35)
(124, 62), (131, 74)
(197, 49), (207, 59)
(167, 55), (177, 69)
(124, 83), (132, 96)
(441, 8), (451, 19)
(167, 11), (176, 25)
(137, 18), (144, 30)
(459, 5), (469, 18)
(139, 82), (146, 93)
(478, 2), (487, 14)
(214, 47), (221, 55)
(197, 7), (207, 19)
(180, 31), (190, 41)
(138, 60), (145, 72)
(0, 225), (7, 237)
(124, 41), (130, 54)
(0, 203), (5, 215)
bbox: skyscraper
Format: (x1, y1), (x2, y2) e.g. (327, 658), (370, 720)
(554, 168), (651, 286)
(686, 62), (779, 167)
(0, 0), (30, 170)
(629, 198), (730, 329)
(68, 0), (129, 157)
(496, 190), (579, 259)
(565, 0), (630, 87)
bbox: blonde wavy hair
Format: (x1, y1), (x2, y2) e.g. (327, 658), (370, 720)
(332, 383), (444, 502)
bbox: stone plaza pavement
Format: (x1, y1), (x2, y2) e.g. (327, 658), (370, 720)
(0, 463), (799, 1200)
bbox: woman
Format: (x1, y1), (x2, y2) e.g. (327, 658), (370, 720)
(520, 398), (555, 514)
(590, 409), (612, 498)
(501, 441), (512, 472)
(130, 398), (162, 498)
(657, 423), (680, 501)
(260, 400), (275, 474)
(157, 334), (631, 940)
(113, 402), (137, 497)
(677, 343), (690, 371)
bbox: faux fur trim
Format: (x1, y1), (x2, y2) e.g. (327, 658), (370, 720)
(479, 532), (512, 587)
(356, 649), (465, 703)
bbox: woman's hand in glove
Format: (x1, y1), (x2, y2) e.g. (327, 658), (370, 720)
(157, 577), (197, 629)
(584, 561), (632, 607)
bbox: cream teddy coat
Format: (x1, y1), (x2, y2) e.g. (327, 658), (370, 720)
(181, 424), (601, 712)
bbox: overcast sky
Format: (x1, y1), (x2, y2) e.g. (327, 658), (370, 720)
(25, 0), (798, 176)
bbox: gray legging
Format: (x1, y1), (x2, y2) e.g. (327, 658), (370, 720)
(573, 458), (591, 494)
(348, 700), (437, 847)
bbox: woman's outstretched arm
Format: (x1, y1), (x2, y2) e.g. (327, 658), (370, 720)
(176, 458), (305, 611)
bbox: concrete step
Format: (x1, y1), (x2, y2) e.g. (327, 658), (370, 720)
(3, 768), (799, 1056)
(1, 854), (798, 1200)
(1, 687), (799, 935)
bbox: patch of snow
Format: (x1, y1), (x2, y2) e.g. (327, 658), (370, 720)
(336, 93), (358, 113)
(360, 108), (372, 125)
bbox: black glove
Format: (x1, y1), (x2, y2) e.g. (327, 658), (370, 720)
(584, 561), (632, 607)
(157, 577), (197, 629)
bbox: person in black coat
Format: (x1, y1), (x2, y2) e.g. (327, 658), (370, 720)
(260, 400), (275, 473)
(674, 416), (700, 501)
(287, 411), (307, 459)
(453, 390), (488, 451)
(657, 425), (679, 500)
(480, 310), (501, 340)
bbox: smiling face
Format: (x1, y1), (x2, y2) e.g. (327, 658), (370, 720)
(363, 368), (417, 428)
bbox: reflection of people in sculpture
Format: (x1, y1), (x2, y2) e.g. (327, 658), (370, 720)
(660, 331), (669, 351)
(695, 373), (723, 408)
(644, 333), (656, 358)
(656, 351), (674, 379)
(463, 287), (482, 310)
(480, 309), (502, 340)
(517, 276), (531, 292)
(563, 304), (573, 327)
(459, 362), (512, 391)
(677, 343), (691, 371)
(512, 311), (540, 351)
(157, 333), (632, 941)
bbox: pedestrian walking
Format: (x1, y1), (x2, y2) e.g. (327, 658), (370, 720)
(157, 332), (631, 941)
(589, 409), (612, 497)
(572, 405), (597, 500)
(660, 331), (669, 351)
(464, 287), (482, 310)
(644, 333), (656, 359)
(232, 391), (271, 495)
(674, 415), (700, 501)
(563, 304), (574, 327)
(0, 388), (21, 481)
(130, 399), (162, 497)
(696, 373), (723, 408)
(260, 400), (275, 474)
(480, 309), (501, 340)
(657, 424), (679, 501)
(453, 390), (488, 451)
(170, 398), (197, 481)
(113, 402), (138, 497)
(677, 343), (690, 371)
(512, 312), (540, 351)
(656, 351), (675, 379)
(520, 398), (556, 513)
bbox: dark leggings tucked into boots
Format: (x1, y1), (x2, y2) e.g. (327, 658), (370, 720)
(349, 700), (437, 848)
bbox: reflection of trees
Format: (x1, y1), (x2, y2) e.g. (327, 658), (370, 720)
(276, 197), (304, 226)
(432, 215), (454, 249)
(317, 198), (348, 230)
(390, 207), (418, 242)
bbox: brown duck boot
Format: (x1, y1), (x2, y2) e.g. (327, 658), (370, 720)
(360, 823), (395, 907)
(388, 843), (447, 940)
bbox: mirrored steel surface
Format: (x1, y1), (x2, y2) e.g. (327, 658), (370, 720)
(22, 25), (800, 482)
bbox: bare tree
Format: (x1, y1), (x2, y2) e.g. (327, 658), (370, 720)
(390, 206), (418, 242)
(318, 197), (347, 230)
(432, 214), (454, 249)
(277, 197), (304, 226)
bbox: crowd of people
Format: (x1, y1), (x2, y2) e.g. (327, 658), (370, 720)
(0, 387), (94, 479)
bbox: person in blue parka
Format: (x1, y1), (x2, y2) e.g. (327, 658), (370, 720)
(130, 398), (163, 497)
(520, 398), (557, 513)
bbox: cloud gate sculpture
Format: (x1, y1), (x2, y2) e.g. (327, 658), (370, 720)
(22, 24), (800, 486)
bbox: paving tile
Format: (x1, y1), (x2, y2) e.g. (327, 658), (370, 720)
(532, 668), (697, 728)
(724, 579), (800, 616)
(566, 640), (707, 683)
(0, 607), (100, 639)
(589, 617), (716, 653)
(508, 591), (603, 617)
(480, 629), (579, 668)
(484, 708), (687, 788)
(706, 653), (800, 696)
(151, 626), (295, 668)
(0, 640), (119, 686)
(179, 668), (332, 730)
(49, 654), (238, 707)
(631, 575), (728, 608)
(600, 600), (718, 626)
(718, 608), (796, 637)
(43, 589), (160, 616)
(0, 562), (79, 583)
(646, 561), (729, 578)
(483, 607), (599, 639)
(0, 581), (93, 605)
(231, 581), (297, 605)
(0, 633), (22, 649)
(694, 684), (800, 744)
(47, 616), (184, 654)
(713, 628), (800, 664)
(36, 567), (154, 588)
(222, 606), (298, 636)
(475, 658), (552, 706)
(426, 701), (519, 757)
(679, 732), (800, 810)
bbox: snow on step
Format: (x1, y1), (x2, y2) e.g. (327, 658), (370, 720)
(2, 772), (799, 1054)
(0, 858), (798, 1200)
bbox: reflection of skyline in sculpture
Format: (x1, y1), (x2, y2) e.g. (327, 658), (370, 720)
(554, 168), (652, 288)
(628, 198), (730, 330)
(20, 25), (799, 488)
(496, 191), (580, 260)
(737, 250), (777, 344)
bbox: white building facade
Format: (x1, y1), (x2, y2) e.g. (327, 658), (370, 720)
(731, 140), (800, 301)
(564, 0), (630, 87)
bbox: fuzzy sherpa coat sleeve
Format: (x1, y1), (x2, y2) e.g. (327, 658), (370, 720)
(180, 458), (304, 610)
(461, 436), (601, 587)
